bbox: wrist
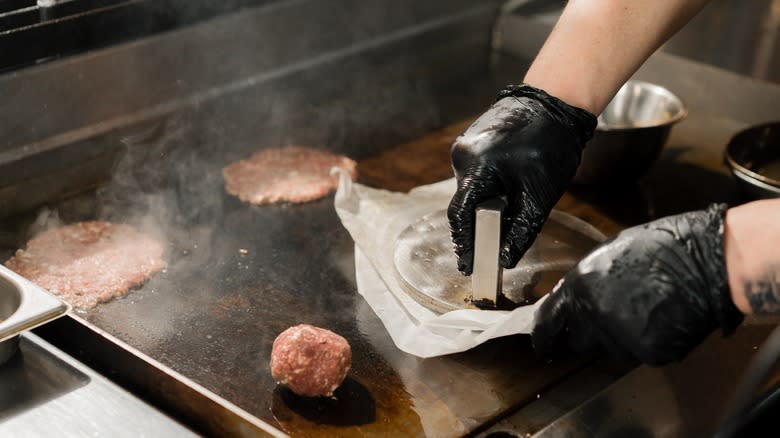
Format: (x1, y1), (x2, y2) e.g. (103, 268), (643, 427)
(724, 199), (780, 315)
(698, 203), (745, 334)
(724, 207), (751, 314)
(496, 84), (598, 147)
(523, 71), (606, 115)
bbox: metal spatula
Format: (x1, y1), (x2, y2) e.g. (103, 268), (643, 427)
(470, 198), (506, 308)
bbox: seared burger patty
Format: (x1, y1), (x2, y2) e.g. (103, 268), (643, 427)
(6, 221), (166, 309)
(222, 145), (357, 205)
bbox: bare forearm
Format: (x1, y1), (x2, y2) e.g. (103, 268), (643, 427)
(725, 198), (780, 315)
(523, 0), (710, 114)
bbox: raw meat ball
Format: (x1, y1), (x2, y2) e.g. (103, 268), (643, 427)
(270, 324), (352, 397)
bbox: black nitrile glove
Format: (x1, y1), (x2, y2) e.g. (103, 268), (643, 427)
(531, 204), (745, 366)
(448, 84), (597, 275)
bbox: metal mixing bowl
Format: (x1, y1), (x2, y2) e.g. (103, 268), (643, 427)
(573, 80), (688, 184)
(0, 276), (23, 365)
(724, 121), (780, 199)
(0, 265), (69, 366)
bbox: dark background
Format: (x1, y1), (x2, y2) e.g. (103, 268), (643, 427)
(0, 0), (278, 73)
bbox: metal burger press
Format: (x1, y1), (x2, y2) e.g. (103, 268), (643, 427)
(392, 202), (607, 313)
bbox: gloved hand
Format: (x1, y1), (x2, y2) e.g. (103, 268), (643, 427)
(448, 84), (597, 275)
(531, 204), (745, 366)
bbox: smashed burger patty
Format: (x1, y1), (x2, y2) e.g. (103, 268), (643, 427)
(222, 145), (357, 205)
(6, 221), (166, 309)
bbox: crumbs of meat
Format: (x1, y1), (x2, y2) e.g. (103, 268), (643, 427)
(5, 221), (166, 309)
(222, 145), (358, 205)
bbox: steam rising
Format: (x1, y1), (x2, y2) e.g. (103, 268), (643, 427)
(11, 0), (485, 367)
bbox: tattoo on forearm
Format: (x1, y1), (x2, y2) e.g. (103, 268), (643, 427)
(745, 268), (780, 314)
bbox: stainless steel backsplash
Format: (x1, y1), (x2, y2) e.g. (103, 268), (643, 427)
(662, 0), (780, 84)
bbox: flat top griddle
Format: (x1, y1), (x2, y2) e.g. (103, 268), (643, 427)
(60, 184), (593, 436)
(4, 118), (618, 437)
(14, 109), (751, 438)
(9, 102), (749, 437)
(0, 1), (774, 434)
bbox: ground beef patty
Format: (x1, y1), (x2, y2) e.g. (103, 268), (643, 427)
(5, 221), (166, 310)
(270, 324), (352, 397)
(222, 145), (357, 205)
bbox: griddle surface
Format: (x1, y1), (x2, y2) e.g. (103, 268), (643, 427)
(16, 124), (603, 437)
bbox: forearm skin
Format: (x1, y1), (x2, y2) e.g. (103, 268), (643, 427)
(523, 0), (711, 114)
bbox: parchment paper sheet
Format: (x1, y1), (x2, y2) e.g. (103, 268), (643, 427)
(333, 169), (548, 358)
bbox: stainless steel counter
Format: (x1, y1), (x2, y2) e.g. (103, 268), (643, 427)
(0, 333), (197, 437)
(530, 321), (780, 438)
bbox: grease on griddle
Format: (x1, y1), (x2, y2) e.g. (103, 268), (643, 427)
(271, 377), (375, 427)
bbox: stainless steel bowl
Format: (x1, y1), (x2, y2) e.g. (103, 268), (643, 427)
(724, 121), (780, 199)
(573, 80), (688, 184)
(0, 265), (69, 366)
(0, 280), (22, 365)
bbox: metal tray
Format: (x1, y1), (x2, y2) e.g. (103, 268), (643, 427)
(0, 264), (70, 363)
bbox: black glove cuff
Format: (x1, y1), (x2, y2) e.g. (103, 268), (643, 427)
(497, 84), (598, 148)
(700, 203), (745, 335)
